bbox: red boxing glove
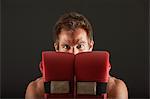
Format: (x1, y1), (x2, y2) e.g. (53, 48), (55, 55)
(41, 51), (74, 98)
(41, 51), (111, 99)
(75, 51), (110, 99)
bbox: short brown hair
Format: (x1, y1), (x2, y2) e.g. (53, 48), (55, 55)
(53, 12), (93, 43)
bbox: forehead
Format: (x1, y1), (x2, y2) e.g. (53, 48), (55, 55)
(58, 28), (89, 44)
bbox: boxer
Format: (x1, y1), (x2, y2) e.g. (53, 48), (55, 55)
(25, 12), (128, 99)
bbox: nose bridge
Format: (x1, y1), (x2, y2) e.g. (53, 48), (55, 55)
(72, 46), (78, 55)
(68, 46), (78, 55)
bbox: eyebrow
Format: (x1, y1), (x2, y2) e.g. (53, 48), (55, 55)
(60, 39), (87, 46)
(64, 40), (86, 44)
(78, 41), (86, 44)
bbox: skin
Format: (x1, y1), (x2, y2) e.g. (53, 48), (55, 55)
(25, 28), (128, 99)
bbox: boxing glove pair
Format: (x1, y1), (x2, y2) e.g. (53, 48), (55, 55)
(40, 51), (111, 99)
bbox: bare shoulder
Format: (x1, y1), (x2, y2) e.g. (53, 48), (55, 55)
(25, 77), (44, 99)
(107, 76), (128, 99)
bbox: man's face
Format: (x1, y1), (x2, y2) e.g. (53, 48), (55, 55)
(54, 28), (94, 55)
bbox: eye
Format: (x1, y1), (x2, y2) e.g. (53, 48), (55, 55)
(77, 44), (84, 49)
(63, 44), (70, 50)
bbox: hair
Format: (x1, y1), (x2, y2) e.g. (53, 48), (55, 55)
(53, 12), (93, 43)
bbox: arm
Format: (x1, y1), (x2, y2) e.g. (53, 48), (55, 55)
(108, 78), (128, 99)
(25, 79), (44, 99)
(114, 79), (128, 99)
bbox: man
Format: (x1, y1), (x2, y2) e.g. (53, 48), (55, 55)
(25, 12), (128, 99)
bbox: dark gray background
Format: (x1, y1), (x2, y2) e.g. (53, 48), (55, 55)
(1, 0), (149, 98)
